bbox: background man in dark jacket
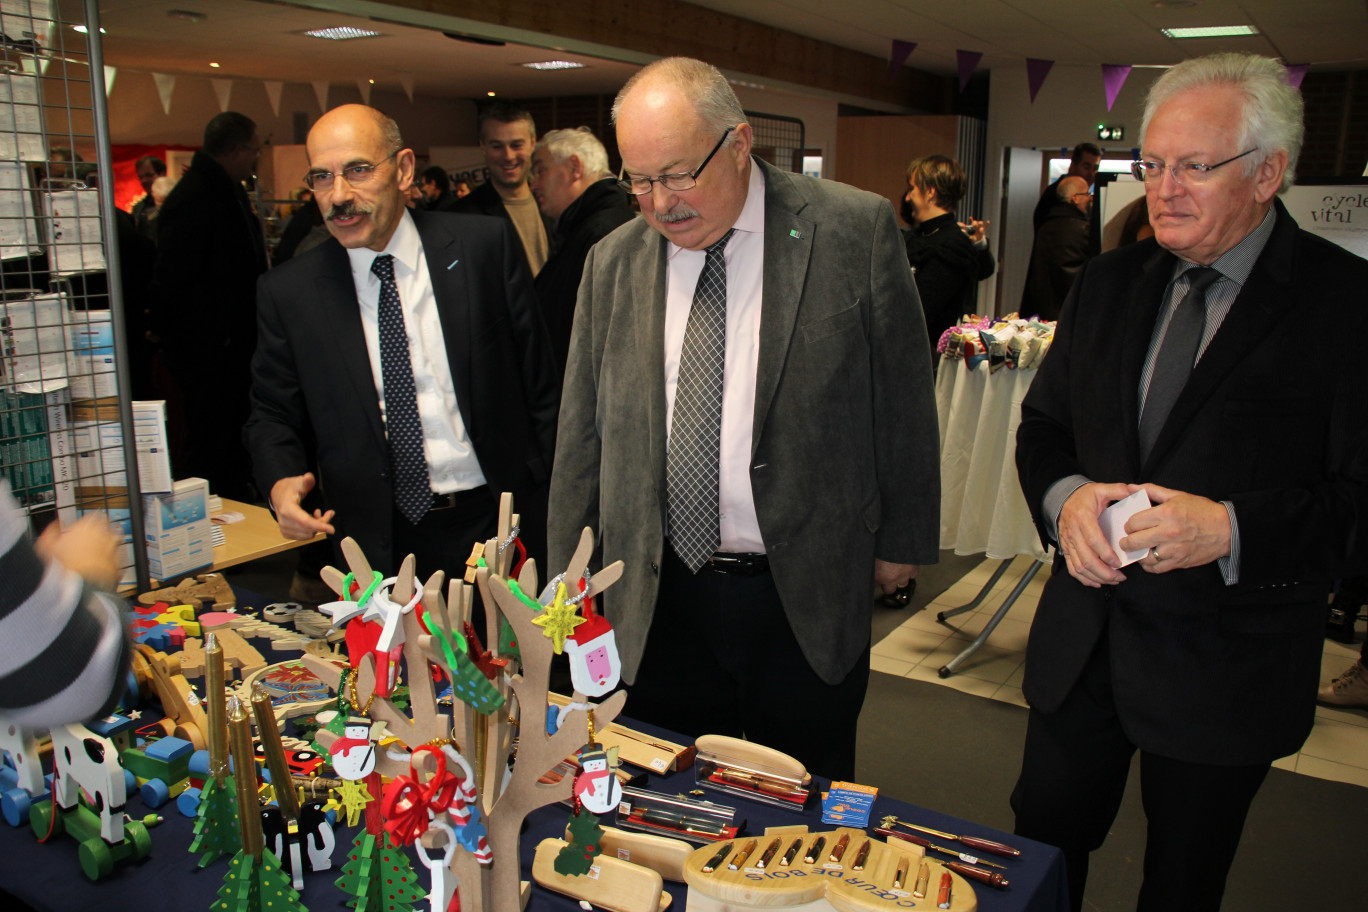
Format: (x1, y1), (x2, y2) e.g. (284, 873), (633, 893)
(149, 111), (265, 500)
(1021, 175), (1093, 320)
(529, 126), (634, 376)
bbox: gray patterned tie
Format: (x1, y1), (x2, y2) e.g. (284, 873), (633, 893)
(1139, 266), (1221, 462)
(371, 254), (432, 524)
(668, 228), (736, 572)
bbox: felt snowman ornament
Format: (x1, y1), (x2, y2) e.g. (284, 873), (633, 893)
(329, 716), (378, 780)
(563, 613), (621, 697)
(572, 742), (622, 815)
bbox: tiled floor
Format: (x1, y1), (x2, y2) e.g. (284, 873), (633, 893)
(872, 555), (1368, 789)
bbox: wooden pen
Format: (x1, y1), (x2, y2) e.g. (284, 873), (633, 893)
(728, 838), (758, 870)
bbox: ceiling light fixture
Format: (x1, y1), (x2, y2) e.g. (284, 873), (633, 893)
(519, 60), (586, 71)
(72, 25), (106, 34)
(1160, 25), (1258, 38)
(303, 26), (382, 40)
(486, 91), (497, 97)
(209, 62), (221, 68)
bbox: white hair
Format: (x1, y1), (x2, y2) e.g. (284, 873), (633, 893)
(1141, 53), (1303, 193)
(535, 127), (612, 181)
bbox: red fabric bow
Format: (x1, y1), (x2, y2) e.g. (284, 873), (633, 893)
(380, 748), (460, 847)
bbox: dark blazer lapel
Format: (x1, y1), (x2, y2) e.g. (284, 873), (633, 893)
(634, 227), (670, 505)
(314, 242), (384, 447)
(1142, 203), (1297, 474)
(416, 215), (475, 432)
(1118, 243), (1175, 474)
(754, 161), (813, 445)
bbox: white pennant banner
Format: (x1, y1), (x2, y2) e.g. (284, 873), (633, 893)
(398, 73), (414, 103)
(210, 78), (233, 112)
(312, 79), (330, 113)
(263, 80), (284, 117)
(152, 72), (176, 115)
(103, 66), (116, 98)
(357, 79), (371, 106)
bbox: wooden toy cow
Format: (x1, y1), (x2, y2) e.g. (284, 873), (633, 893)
(50, 723), (127, 843)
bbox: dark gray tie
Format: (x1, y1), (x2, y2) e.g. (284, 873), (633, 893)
(371, 254), (432, 524)
(667, 228), (736, 572)
(1139, 266), (1221, 462)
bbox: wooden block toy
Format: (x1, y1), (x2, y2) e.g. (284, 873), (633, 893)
(1, 721), (51, 827)
(136, 571), (235, 612)
(122, 736), (195, 809)
(681, 826), (979, 912)
(86, 715), (138, 755)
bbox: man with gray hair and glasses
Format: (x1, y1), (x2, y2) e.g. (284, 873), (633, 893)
(530, 126), (634, 375)
(548, 57), (939, 780)
(1014, 53), (1368, 911)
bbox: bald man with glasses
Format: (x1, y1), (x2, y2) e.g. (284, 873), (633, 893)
(246, 104), (558, 580)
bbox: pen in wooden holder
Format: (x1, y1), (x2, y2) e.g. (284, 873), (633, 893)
(251, 682), (301, 821)
(228, 695), (263, 859)
(205, 632), (228, 781)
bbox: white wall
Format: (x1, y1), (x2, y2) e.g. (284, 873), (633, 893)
(982, 63), (1162, 314)
(732, 85), (840, 178)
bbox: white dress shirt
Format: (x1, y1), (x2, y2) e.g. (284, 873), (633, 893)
(663, 162), (766, 553)
(346, 209), (487, 493)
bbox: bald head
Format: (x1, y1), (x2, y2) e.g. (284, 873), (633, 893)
(612, 58), (753, 250)
(306, 104), (414, 251)
(1057, 176), (1091, 214)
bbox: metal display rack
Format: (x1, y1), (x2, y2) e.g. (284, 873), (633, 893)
(0, 0), (148, 590)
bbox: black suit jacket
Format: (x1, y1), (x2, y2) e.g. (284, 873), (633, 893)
(1016, 200), (1368, 765)
(449, 181), (554, 273)
(1021, 202), (1091, 321)
(244, 210), (560, 571)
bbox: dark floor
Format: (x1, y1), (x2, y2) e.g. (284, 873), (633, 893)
(227, 547), (1366, 911)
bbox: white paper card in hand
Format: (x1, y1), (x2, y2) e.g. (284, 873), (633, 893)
(1097, 490), (1152, 566)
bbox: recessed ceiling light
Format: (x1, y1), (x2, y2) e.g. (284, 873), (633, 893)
(303, 26), (382, 41)
(519, 60), (586, 71)
(72, 25), (106, 34)
(209, 62), (220, 68)
(1161, 25), (1258, 38)
(487, 91), (497, 97)
(368, 79), (375, 84)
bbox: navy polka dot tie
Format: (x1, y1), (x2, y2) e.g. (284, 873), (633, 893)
(371, 254), (431, 524)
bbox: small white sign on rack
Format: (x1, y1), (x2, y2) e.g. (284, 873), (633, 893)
(43, 183), (105, 274)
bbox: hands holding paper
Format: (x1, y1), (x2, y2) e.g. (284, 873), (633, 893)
(1058, 482), (1231, 587)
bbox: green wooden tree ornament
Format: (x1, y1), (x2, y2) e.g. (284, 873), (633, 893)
(190, 775), (241, 867)
(212, 849), (308, 912)
(335, 829), (427, 912)
(554, 808), (605, 877)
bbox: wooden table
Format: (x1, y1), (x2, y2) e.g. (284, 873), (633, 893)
(207, 498), (324, 572)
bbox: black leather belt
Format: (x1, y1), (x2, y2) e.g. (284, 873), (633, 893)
(706, 552), (770, 575)
(429, 485), (491, 511)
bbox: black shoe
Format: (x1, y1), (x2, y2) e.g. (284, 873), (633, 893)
(880, 579), (917, 609)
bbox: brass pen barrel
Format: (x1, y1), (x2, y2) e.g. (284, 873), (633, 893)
(913, 861), (930, 899)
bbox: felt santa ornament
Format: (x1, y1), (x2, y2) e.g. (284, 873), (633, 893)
(329, 716), (378, 780)
(563, 613), (621, 697)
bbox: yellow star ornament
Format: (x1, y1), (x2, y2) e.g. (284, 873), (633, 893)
(531, 582), (586, 654)
(337, 777), (373, 828)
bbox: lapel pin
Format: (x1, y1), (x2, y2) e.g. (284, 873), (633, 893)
(789, 229), (803, 239)
(447, 258), (460, 270)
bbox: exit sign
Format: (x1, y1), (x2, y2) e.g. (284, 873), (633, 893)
(1097, 124), (1124, 141)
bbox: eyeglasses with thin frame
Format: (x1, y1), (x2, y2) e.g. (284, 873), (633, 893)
(1130, 147), (1258, 186)
(304, 149), (401, 191)
(618, 127), (734, 196)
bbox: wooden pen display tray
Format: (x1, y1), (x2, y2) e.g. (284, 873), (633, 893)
(682, 826), (978, 912)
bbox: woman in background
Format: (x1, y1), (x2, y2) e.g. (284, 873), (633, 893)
(901, 155), (981, 350)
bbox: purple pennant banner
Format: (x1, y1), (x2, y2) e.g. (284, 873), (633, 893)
(890, 40), (917, 76)
(1285, 64), (1309, 89)
(1102, 64), (1132, 111)
(1026, 58), (1054, 103)
(957, 50), (983, 92)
